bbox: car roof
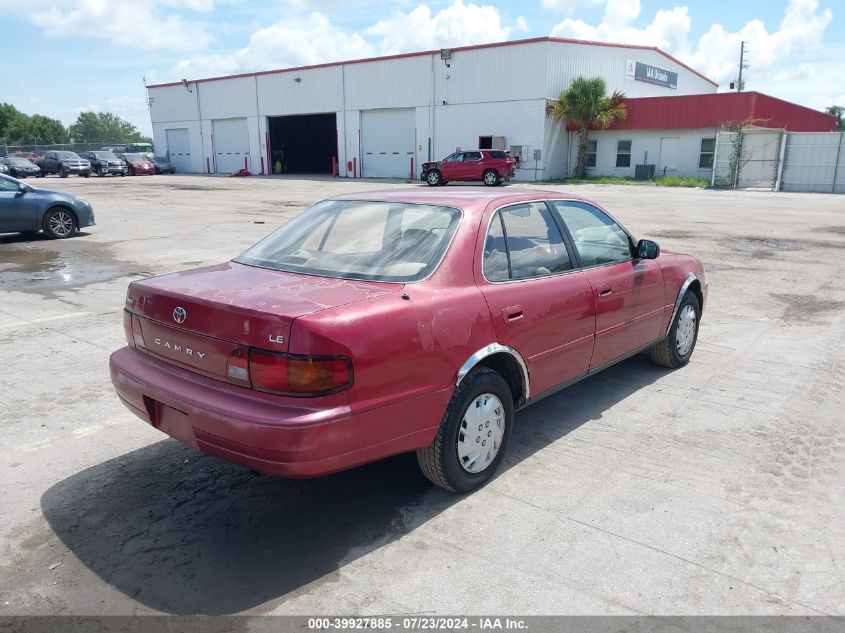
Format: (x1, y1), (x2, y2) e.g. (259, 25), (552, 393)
(330, 188), (588, 209)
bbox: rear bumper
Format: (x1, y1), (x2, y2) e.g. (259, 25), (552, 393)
(109, 346), (448, 478)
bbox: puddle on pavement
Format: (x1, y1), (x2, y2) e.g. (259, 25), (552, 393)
(0, 245), (142, 292)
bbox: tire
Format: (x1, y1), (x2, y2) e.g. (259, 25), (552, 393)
(36, 171), (44, 178)
(42, 208), (77, 239)
(425, 170), (442, 186)
(650, 291), (701, 368)
(59, 165), (69, 178)
(99, 167), (107, 177)
(417, 367), (514, 492)
(482, 169), (500, 186)
(10, 169), (18, 178)
(83, 171), (90, 178)
(120, 172), (126, 177)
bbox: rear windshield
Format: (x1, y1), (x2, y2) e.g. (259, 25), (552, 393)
(235, 200), (462, 283)
(487, 150), (509, 159)
(56, 152), (80, 159)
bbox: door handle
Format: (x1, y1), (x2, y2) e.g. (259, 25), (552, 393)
(597, 286), (612, 297)
(502, 306), (524, 322)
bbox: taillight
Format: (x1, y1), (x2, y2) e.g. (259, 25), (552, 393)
(129, 313), (146, 350)
(249, 349), (353, 397)
(226, 347), (250, 387)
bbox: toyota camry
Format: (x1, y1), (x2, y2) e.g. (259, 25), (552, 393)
(110, 189), (706, 492)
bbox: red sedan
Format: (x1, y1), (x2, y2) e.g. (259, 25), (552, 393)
(118, 153), (155, 176)
(110, 189), (707, 492)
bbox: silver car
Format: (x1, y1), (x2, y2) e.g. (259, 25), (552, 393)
(0, 173), (95, 238)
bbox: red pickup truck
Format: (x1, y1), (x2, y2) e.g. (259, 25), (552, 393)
(421, 149), (516, 186)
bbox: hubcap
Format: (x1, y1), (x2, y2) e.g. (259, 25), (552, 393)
(49, 211), (74, 237)
(427, 172), (439, 184)
(457, 393), (505, 474)
(484, 172), (497, 185)
(675, 304), (697, 356)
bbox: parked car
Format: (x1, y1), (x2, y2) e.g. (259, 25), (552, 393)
(1, 157), (41, 178)
(150, 156), (176, 174)
(421, 149), (516, 186)
(0, 163), (7, 175)
(118, 153), (155, 176)
(83, 151), (127, 177)
(110, 189), (706, 492)
(11, 151), (42, 163)
(0, 173), (95, 238)
(36, 151), (91, 178)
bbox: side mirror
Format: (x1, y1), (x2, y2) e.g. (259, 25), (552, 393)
(16, 183), (30, 197)
(637, 239), (660, 259)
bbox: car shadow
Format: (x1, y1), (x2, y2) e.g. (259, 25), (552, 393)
(0, 231), (91, 245)
(41, 355), (668, 614)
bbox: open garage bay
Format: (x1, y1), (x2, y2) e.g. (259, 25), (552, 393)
(0, 175), (843, 616)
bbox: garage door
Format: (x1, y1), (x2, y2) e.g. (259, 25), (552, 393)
(165, 128), (191, 173)
(361, 109), (415, 178)
(212, 118), (249, 174)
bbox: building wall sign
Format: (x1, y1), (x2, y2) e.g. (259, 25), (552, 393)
(626, 59), (678, 89)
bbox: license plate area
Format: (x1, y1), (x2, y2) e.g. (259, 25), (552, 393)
(143, 396), (198, 448)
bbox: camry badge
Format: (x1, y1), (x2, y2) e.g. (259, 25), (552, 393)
(173, 307), (187, 324)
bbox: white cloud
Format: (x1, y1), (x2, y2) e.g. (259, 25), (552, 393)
(365, 0), (512, 55)
(541, 0), (605, 15)
(169, 1), (522, 81)
(550, 0), (834, 92)
(173, 13), (374, 78)
(27, 0), (214, 52)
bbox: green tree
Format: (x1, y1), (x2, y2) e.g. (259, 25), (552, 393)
(826, 105), (845, 131)
(546, 77), (627, 178)
(5, 114), (68, 144)
(0, 103), (26, 140)
(69, 111), (149, 143)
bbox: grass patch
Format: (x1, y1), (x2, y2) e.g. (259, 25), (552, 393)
(543, 175), (709, 188)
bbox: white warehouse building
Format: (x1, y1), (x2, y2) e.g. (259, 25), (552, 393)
(146, 36), (720, 181)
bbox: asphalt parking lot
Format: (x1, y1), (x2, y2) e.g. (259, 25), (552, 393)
(0, 174), (843, 616)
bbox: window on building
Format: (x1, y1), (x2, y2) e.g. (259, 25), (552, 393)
(586, 140), (597, 167)
(616, 140), (632, 168)
(699, 138), (716, 169)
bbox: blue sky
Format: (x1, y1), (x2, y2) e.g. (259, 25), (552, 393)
(1, 0), (841, 136)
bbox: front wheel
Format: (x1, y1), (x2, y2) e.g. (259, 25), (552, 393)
(42, 208), (77, 239)
(482, 169), (500, 186)
(425, 170), (442, 186)
(83, 171), (90, 178)
(417, 367), (514, 492)
(649, 292), (700, 368)
(59, 165), (69, 178)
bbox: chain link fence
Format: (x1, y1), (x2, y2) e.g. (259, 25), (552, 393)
(1, 140), (134, 158)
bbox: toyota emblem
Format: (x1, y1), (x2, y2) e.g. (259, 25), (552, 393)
(172, 307), (187, 324)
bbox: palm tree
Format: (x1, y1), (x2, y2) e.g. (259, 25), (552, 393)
(546, 77), (627, 178)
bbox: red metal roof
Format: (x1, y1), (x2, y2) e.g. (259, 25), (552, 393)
(147, 36), (718, 89)
(567, 91), (835, 132)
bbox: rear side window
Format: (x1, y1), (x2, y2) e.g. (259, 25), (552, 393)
(464, 152), (482, 160)
(487, 150), (508, 159)
(483, 202), (573, 281)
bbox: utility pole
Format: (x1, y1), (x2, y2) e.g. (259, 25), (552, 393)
(737, 41), (748, 92)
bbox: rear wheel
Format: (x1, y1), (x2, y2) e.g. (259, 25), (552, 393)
(482, 169), (500, 186)
(426, 170), (442, 186)
(42, 208), (76, 239)
(417, 367), (513, 492)
(650, 292), (700, 368)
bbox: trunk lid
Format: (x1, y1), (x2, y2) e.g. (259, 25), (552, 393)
(128, 261), (403, 380)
